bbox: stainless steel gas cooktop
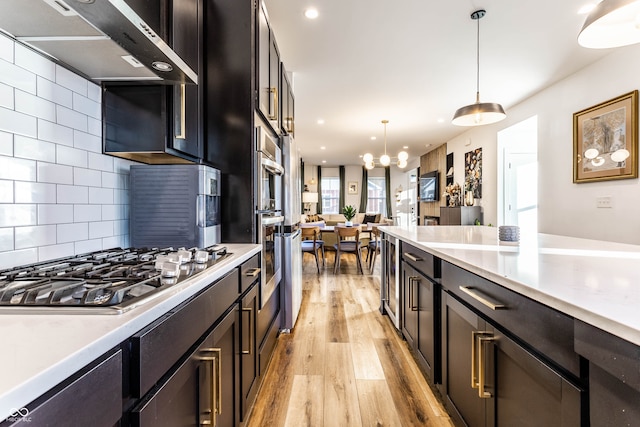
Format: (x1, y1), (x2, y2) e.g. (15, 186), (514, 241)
(0, 246), (230, 314)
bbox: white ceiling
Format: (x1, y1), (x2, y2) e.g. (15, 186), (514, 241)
(263, 0), (611, 167)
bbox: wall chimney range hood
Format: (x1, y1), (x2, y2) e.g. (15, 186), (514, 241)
(0, 0), (197, 84)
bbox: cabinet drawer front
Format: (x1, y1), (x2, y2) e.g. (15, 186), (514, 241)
(574, 320), (640, 392)
(239, 253), (260, 294)
(442, 261), (580, 378)
(401, 242), (440, 279)
(132, 269), (239, 398)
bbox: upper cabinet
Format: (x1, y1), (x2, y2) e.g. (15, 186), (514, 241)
(257, 1), (285, 135)
(103, 0), (203, 164)
(281, 64), (295, 136)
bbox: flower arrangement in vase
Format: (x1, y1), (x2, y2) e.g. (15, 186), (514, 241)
(342, 205), (357, 226)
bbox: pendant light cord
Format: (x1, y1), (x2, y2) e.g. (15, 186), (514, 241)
(475, 13), (480, 103)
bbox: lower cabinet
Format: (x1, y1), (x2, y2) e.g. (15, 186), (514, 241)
(441, 288), (582, 427)
(240, 283), (259, 422)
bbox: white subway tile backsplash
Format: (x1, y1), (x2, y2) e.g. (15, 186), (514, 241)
(57, 185), (88, 204)
(38, 242), (74, 262)
(75, 238), (103, 254)
(37, 119), (73, 146)
(89, 187), (114, 205)
(0, 35), (13, 63)
(101, 205), (119, 221)
(0, 131), (12, 156)
(0, 59), (36, 94)
(55, 66), (87, 97)
(38, 204), (74, 225)
(56, 105), (87, 132)
(15, 224), (57, 249)
(0, 106), (37, 137)
(74, 130), (101, 153)
(113, 220), (129, 236)
(0, 180), (12, 203)
(88, 152), (114, 172)
(15, 44), (56, 81)
(87, 117), (101, 137)
(89, 221), (113, 239)
(37, 162), (73, 184)
(57, 145), (88, 168)
(14, 135), (56, 162)
(74, 204), (101, 222)
(114, 189), (129, 204)
(72, 93), (101, 119)
(0, 155), (36, 181)
(101, 172), (118, 189)
(87, 83), (101, 103)
(74, 168), (101, 187)
(0, 82), (14, 109)
(0, 248), (37, 270)
(0, 204), (37, 227)
(15, 181), (56, 204)
(102, 235), (125, 250)
(57, 222), (88, 244)
(36, 76), (72, 109)
(15, 90), (56, 122)
(0, 228), (13, 251)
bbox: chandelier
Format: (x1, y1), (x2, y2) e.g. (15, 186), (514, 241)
(363, 120), (408, 169)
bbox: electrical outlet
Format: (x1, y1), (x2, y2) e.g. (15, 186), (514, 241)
(596, 196), (612, 208)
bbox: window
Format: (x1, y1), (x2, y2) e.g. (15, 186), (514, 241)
(367, 177), (386, 214)
(321, 177), (340, 213)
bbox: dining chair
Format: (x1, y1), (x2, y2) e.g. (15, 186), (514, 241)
(365, 225), (381, 274)
(333, 225), (363, 274)
(301, 226), (325, 273)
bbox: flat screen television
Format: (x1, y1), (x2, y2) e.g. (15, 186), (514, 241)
(419, 171), (439, 202)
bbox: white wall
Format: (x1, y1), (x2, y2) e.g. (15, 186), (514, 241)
(0, 34), (135, 269)
(445, 42), (640, 244)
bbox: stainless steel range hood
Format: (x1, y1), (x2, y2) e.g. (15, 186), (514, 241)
(0, 0), (197, 84)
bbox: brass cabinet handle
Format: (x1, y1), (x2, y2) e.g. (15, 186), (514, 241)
(242, 307), (253, 355)
(471, 331), (492, 389)
(410, 276), (419, 311)
(200, 347), (222, 426)
(404, 252), (423, 262)
(269, 87), (278, 120)
(459, 286), (507, 310)
(244, 268), (260, 277)
(478, 335), (496, 398)
(175, 84), (186, 139)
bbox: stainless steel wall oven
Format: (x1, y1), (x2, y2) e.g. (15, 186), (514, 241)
(256, 124), (284, 308)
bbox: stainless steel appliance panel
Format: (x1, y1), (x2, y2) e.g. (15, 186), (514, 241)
(256, 125), (284, 213)
(281, 228), (302, 330)
(381, 233), (400, 329)
(258, 215), (283, 308)
(130, 164), (221, 249)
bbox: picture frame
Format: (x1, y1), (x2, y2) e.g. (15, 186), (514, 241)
(573, 90), (638, 183)
(348, 181), (358, 194)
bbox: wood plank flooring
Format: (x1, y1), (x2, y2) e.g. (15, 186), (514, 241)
(247, 250), (454, 427)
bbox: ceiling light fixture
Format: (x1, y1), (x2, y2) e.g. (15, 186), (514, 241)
(363, 120), (408, 169)
(578, 0), (640, 48)
(452, 9), (506, 127)
(305, 8), (319, 19)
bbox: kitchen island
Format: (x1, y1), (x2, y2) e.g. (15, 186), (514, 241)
(381, 225), (640, 427)
(0, 243), (261, 424)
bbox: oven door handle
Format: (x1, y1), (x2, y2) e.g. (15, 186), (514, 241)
(261, 157), (285, 176)
(260, 215), (285, 225)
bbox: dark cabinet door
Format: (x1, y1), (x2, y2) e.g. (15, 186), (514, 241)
(257, 2), (271, 121)
(442, 292), (582, 427)
(131, 309), (240, 427)
(402, 262), (418, 348)
(280, 65), (295, 136)
(417, 271), (436, 380)
(268, 34), (281, 132)
(240, 283), (259, 421)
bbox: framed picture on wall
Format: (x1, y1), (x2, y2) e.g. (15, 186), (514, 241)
(348, 181), (358, 194)
(573, 90), (638, 183)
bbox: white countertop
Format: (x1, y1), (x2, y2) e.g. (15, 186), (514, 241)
(382, 226), (640, 347)
(0, 243), (261, 420)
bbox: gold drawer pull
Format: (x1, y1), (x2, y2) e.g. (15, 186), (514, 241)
(459, 286), (507, 310)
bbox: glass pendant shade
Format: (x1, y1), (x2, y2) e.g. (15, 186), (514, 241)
(363, 153), (374, 163)
(380, 154), (391, 166)
(578, 0), (640, 48)
(362, 120), (408, 168)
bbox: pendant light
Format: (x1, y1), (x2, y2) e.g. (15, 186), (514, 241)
(452, 9), (506, 127)
(578, 0), (640, 48)
(363, 120), (409, 169)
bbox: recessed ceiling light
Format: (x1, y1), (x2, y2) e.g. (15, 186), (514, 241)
(403, 146), (409, 149)
(370, 136), (376, 140)
(317, 119), (325, 125)
(322, 160), (327, 163)
(305, 8), (319, 19)
(437, 118), (445, 123)
(320, 146), (326, 150)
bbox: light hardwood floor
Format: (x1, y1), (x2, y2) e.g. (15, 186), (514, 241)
(247, 249), (454, 427)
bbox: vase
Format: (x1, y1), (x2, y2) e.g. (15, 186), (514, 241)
(465, 191), (475, 206)
(345, 220), (353, 227)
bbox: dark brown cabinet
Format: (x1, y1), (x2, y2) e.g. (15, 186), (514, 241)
(440, 262), (584, 427)
(280, 64), (295, 136)
(439, 206), (482, 225)
(240, 283), (259, 421)
(257, 1), (281, 133)
(103, 0), (202, 164)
